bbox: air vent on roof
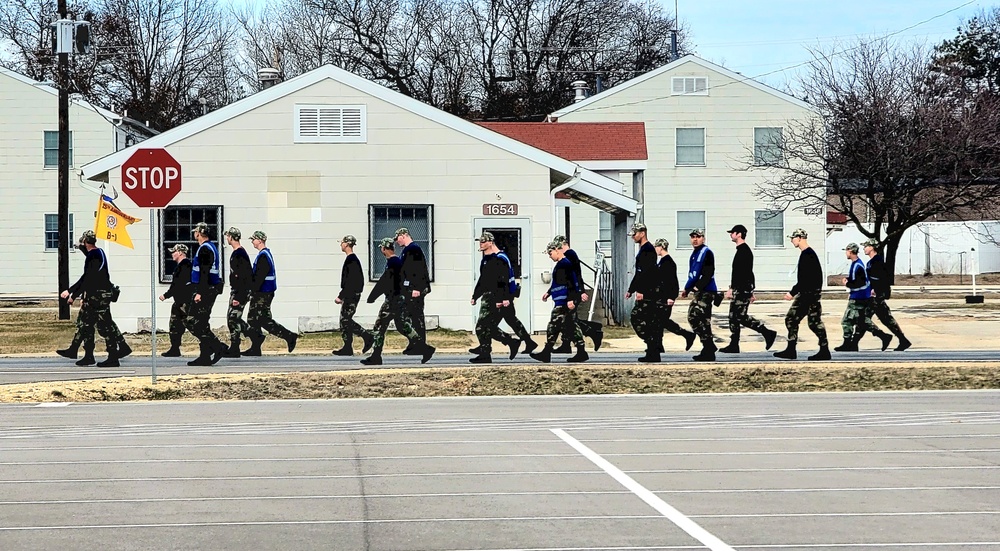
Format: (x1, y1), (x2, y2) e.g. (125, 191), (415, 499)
(671, 77), (708, 96)
(294, 104), (367, 143)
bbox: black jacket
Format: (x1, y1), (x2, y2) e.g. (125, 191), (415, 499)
(867, 253), (892, 298)
(339, 253), (364, 301)
(368, 256), (403, 303)
(68, 247), (112, 297)
(400, 242), (431, 295)
(628, 242), (659, 294)
(790, 247), (824, 296)
(163, 258), (193, 303)
(473, 253), (511, 301)
(564, 248), (586, 293)
(731, 243), (756, 292)
(655, 254), (680, 301)
(229, 248), (253, 303)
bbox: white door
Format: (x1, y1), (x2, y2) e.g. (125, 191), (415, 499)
(473, 217), (532, 332)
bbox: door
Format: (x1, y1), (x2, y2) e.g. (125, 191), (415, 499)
(473, 218), (532, 332)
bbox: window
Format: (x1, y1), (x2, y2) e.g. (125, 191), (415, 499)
(369, 205), (433, 281)
(676, 128), (705, 166)
(676, 210), (706, 248)
(158, 206), (224, 283)
(294, 104), (366, 143)
(44, 213), (74, 250)
(754, 127), (784, 166)
(755, 210), (784, 247)
(43, 131), (73, 168)
(671, 76), (708, 95)
(598, 211), (613, 249)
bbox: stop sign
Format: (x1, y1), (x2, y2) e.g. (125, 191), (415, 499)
(121, 148), (182, 208)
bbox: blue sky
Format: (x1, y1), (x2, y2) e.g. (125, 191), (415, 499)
(678, 0), (991, 89)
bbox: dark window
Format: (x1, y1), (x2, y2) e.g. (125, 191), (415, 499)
(44, 213), (74, 251)
(368, 205), (433, 281)
(158, 206), (223, 283)
(44, 131), (73, 168)
(484, 228), (522, 278)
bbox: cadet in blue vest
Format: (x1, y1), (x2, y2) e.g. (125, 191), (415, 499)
(242, 230), (299, 356)
(552, 235), (604, 353)
(530, 241), (587, 363)
(184, 222), (228, 366)
(680, 228), (720, 361)
(836, 242), (893, 352)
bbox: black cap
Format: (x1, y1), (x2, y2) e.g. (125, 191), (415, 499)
(726, 224), (748, 234)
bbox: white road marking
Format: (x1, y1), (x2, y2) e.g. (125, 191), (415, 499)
(33, 403), (71, 408)
(551, 428), (734, 551)
(446, 544), (1000, 550)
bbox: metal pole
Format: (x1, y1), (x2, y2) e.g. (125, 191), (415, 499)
(150, 209), (157, 384)
(57, 0), (70, 320)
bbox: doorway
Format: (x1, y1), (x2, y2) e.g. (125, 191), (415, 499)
(473, 218), (532, 332)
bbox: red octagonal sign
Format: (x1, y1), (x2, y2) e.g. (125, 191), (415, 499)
(121, 148), (182, 208)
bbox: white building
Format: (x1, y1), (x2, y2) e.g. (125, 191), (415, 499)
(0, 67), (151, 294)
(79, 65), (637, 333)
(550, 55), (826, 315)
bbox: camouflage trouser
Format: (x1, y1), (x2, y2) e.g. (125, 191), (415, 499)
(339, 294), (370, 346)
(372, 296), (420, 349)
(785, 291), (828, 346)
(841, 299), (871, 340)
(168, 300), (188, 340)
(546, 305), (585, 348)
(227, 291), (250, 342)
(404, 294), (427, 341)
(475, 297), (511, 350)
(729, 290), (768, 338)
(654, 302), (689, 338)
(631, 300), (658, 342)
(687, 291), (717, 347)
(246, 292), (295, 342)
(868, 296), (905, 338)
(76, 290), (123, 351)
(184, 291), (223, 347)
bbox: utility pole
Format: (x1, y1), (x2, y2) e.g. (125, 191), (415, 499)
(57, 0), (70, 320)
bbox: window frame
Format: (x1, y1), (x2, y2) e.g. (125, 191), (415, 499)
(43, 130), (73, 168)
(670, 76), (709, 96)
(44, 213), (74, 252)
(675, 127), (706, 167)
(294, 104), (367, 144)
(753, 127), (784, 167)
(676, 210), (706, 250)
(754, 209), (785, 248)
(158, 205), (224, 284)
(368, 204), (434, 282)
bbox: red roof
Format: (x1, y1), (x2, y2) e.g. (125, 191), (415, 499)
(827, 210), (849, 225)
(478, 122), (647, 162)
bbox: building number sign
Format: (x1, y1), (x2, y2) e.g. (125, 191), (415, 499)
(483, 203), (518, 216)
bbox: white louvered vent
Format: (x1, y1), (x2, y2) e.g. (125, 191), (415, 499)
(671, 77), (708, 96)
(295, 104), (367, 143)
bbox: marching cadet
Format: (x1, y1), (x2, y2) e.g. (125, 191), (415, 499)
(470, 232), (522, 363)
(396, 228), (431, 353)
(469, 239), (538, 358)
(361, 238), (435, 365)
(530, 240), (588, 363)
(553, 235), (603, 352)
(333, 235), (374, 356)
(184, 222), (228, 366)
(773, 229), (831, 361)
(720, 225), (777, 353)
(680, 228), (720, 362)
(224, 227), (252, 358)
(835, 243), (892, 352)
(625, 223), (662, 362)
(58, 230), (130, 367)
(863, 238), (912, 351)
(157, 244), (193, 357)
(242, 231), (299, 356)
(649, 238), (697, 358)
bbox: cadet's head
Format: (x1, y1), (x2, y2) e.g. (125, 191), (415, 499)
(862, 238), (878, 256)
(250, 230), (267, 250)
(654, 237), (670, 256)
(379, 237), (396, 258)
(727, 224), (748, 243)
(477, 232), (494, 252)
(79, 230), (97, 246)
(394, 227), (412, 246)
(627, 222), (647, 243)
(341, 234), (357, 253)
(224, 227), (241, 247)
(689, 228), (705, 247)
(553, 234), (570, 251)
(168, 243), (189, 260)
(845, 242), (859, 259)
(788, 228), (808, 249)
(191, 222), (211, 243)
(546, 240), (564, 261)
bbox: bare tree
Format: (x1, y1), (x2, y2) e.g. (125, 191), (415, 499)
(753, 40), (1000, 279)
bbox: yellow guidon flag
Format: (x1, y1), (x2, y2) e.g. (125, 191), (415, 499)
(94, 194), (141, 249)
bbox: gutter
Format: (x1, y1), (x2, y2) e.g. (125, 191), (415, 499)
(551, 173), (580, 237)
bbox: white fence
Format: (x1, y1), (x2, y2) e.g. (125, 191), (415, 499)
(826, 221), (1000, 276)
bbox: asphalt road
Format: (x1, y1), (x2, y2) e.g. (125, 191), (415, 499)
(0, 349), (998, 385)
(1, 391), (998, 550)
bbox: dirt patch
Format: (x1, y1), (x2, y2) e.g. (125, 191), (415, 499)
(2, 363), (998, 403)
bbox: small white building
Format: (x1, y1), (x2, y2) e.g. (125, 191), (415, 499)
(550, 55), (826, 309)
(0, 67), (151, 294)
(79, 65), (637, 333)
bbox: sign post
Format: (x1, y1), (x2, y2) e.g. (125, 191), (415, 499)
(121, 148), (182, 383)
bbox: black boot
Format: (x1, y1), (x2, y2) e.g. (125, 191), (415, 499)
(693, 341), (717, 362)
(638, 346), (660, 363)
(719, 334), (740, 354)
(521, 338), (538, 355)
(808, 345), (832, 361)
(75, 346), (96, 367)
(762, 328), (778, 351)
(506, 338), (521, 360)
(242, 334), (264, 356)
(421, 343), (436, 364)
(834, 340), (858, 352)
(226, 338), (242, 358)
(97, 344), (120, 368)
(402, 342), (422, 356)
(876, 331), (893, 351)
(567, 345), (589, 363)
(285, 333), (298, 353)
(162, 334), (183, 357)
(530, 345), (553, 363)
(773, 341), (797, 360)
(468, 344), (484, 354)
(469, 349), (492, 363)
(553, 341), (572, 354)
(360, 348), (382, 365)
(683, 331), (696, 351)
(115, 339), (133, 359)
(188, 343), (212, 366)
(57, 338), (81, 359)
(361, 332), (374, 354)
(580, 320), (604, 352)
(332, 343), (353, 356)
(211, 340), (227, 364)
(895, 336), (912, 351)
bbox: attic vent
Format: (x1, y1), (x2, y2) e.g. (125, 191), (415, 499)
(294, 104), (367, 143)
(671, 77), (708, 96)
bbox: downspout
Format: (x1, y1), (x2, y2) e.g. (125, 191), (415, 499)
(551, 173), (581, 237)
